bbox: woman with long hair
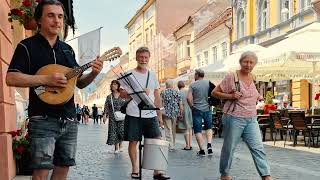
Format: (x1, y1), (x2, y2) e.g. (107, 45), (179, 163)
(103, 80), (126, 153)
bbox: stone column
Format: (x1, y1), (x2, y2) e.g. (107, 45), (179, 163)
(0, 0), (17, 179)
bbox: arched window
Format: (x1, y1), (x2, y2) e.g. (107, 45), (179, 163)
(258, 0), (269, 31)
(237, 9), (245, 39)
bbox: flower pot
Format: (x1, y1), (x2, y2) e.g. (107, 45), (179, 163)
(16, 153), (32, 175)
(24, 18), (37, 30)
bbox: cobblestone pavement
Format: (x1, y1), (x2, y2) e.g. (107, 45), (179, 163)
(68, 121), (320, 180)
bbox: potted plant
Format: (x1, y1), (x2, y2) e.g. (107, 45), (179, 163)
(8, 0), (42, 30)
(8, 119), (32, 175)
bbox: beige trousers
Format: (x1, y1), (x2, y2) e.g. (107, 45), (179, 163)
(163, 114), (177, 148)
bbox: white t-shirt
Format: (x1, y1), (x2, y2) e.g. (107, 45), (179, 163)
(125, 69), (160, 118)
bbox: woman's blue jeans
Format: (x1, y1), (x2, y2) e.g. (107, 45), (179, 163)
(219, 114), (271, 177)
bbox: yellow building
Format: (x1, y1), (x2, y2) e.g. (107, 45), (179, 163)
(125, 0), (207, 84)
(232, 0), (316, 48)
(232, 0), (317, 108)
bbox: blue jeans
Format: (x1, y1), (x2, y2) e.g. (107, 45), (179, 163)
(28, 116), (78, 169)
(192, 108), (212, 134)
(220, 115), (270, 177)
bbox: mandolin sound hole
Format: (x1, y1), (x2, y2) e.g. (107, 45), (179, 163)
(47, 90), (59, 94)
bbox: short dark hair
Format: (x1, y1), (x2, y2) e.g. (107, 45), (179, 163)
(177, 81), (185, 89)
(136, 46), (150, 56)
(34, 0), (66, 27)
(195, 69), (205, 78)
(110, 80), (120, 92)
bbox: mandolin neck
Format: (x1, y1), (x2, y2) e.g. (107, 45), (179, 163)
(65, 61), (92, 80)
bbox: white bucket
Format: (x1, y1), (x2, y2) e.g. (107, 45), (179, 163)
(142, 138), (169, 171)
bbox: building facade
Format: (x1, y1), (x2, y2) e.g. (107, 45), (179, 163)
(193, 8), (232, 69)
(126, 0), (207, 83)
(173, 1), (231, 85)
(232, 0), (315, 49)
(232, 0), (317, 109)
(0, 1), (16, 179)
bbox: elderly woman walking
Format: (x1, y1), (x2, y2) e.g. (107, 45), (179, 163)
(160, 79), (183, 150)
(177, 81), (193, 150)
(212, 51), (272, 180)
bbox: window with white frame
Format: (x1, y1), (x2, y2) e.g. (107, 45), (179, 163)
(204, 51), (209, 65)
(221, 42), (228, 58)
(135, 16), (142, 30)
(280, 0), (290, 22)
(212, 46), (217, 63)
(186, 40), (191, 57)
(237, 9), (245, 39)
(145, 28), (149, 44)
(300, 0), (311, 11)
(150, 28), (154, 47)
(144, 4), (155, 20)
(129, 26), (134, 36)
(177, 42), (184, 60)
(258, 0), (269, 31)
(197, 55), (201, 67)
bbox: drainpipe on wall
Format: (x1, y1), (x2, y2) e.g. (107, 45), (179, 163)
(224, 7), (233, 54)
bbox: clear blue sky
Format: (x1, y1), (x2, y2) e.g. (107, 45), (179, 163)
(71, 0), (145, 53)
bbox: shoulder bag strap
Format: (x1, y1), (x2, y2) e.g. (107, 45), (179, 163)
(226, 72), (239, 113)
(233, 71), (240, 92)
(110, 95), (116, 114)
(146, 70), (150, 88)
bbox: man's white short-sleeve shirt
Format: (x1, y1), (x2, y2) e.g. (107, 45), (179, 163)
(125, 69), (160, 118)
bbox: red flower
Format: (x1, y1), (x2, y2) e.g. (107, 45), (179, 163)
(16, 146), (25, 154)
(10, 9), (24, 17)
(17, 129), (22, 136)
(8, 131), (18, 138)
(315, 93), (320, 100)
(22, 0), (32, 8)
(25, 133), (30, 140)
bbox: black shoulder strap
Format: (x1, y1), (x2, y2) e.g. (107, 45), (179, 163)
(233, 71), (240, 92)
(146, 70), (150, 88)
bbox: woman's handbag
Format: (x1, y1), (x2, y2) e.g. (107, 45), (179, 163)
(110, 95), (126, 121)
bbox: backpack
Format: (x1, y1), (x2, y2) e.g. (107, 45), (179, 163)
(208, 81), (221, 107)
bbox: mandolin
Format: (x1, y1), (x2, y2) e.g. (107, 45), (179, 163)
(35, 47), (122, 105)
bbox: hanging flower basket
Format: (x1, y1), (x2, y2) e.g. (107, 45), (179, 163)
(23, 17), (37, 30)
(8, 0), (42, 30)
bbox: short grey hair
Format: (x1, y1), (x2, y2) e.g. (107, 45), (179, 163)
(195, 69), (205, 78)
(239, 51), (258, 63)
(136, 46), (150, 56)
(165, 79), (175, 88)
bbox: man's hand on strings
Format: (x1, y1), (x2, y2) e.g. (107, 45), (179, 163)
(90, 56), (103, 76)
(44, 73), (67, 87)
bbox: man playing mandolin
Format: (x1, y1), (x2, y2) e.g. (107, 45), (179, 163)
(6, 1), (103, 180)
